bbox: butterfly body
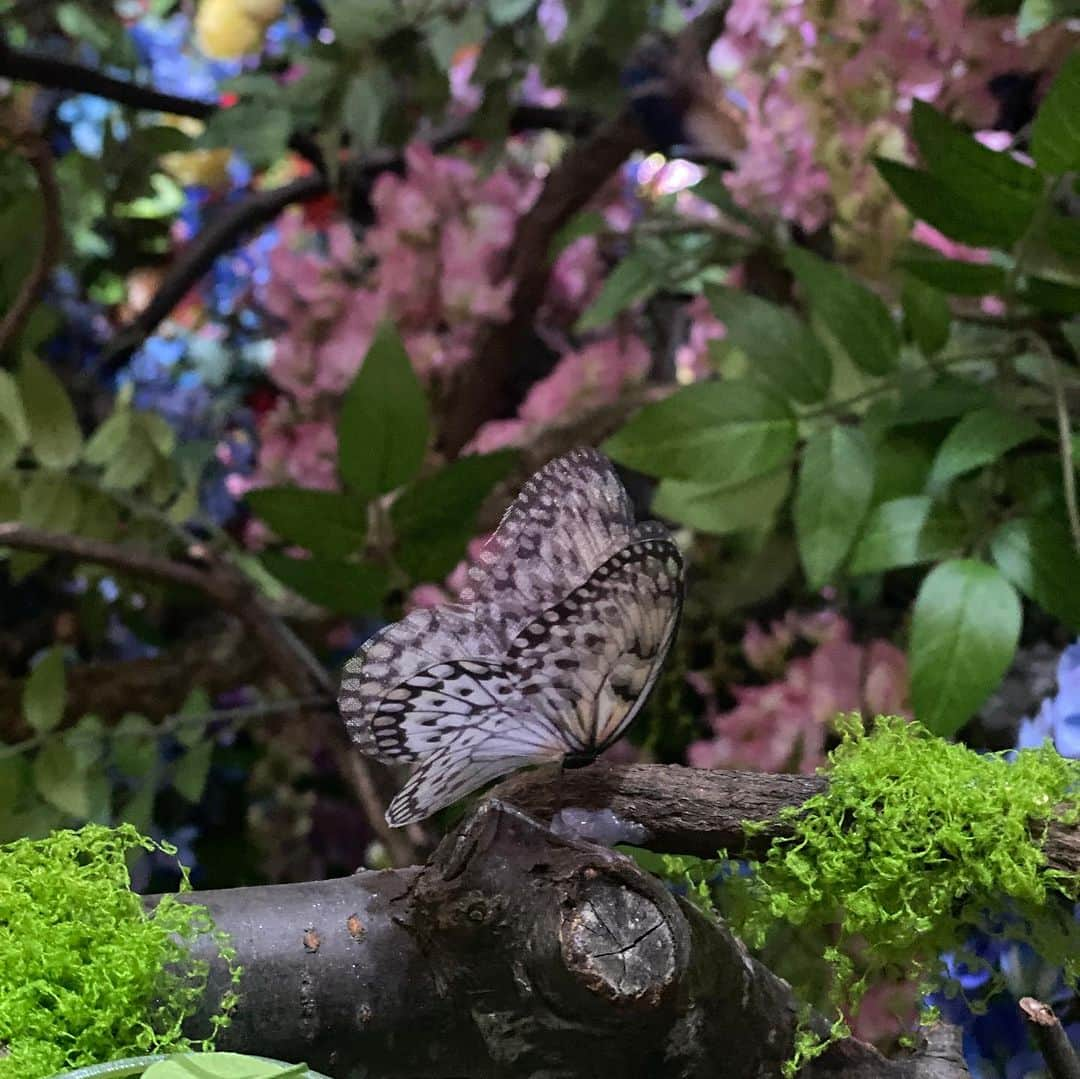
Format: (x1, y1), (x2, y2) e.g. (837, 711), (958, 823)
(339, 449), (684, 827)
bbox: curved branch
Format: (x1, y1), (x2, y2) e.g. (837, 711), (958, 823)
(0, 38), (216, 119)
(0, 135), (62, 356)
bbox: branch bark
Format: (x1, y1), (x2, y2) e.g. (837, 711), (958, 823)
(169, 801), (969, 1078)
(1019, 998), (1080, 1079)
(0, 134), (62, 357)
(493, 762), (1080, 885)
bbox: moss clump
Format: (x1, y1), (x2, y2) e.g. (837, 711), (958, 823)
(721, 716), (1080, 1072)
(0, 824), (241, 1078)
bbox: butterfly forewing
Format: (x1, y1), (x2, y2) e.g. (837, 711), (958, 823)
(338, 449), (685, 826)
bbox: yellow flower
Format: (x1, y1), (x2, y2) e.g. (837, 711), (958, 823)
(195, 0), (276, 59)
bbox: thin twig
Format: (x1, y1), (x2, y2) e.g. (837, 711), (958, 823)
(1042, 349), (1080, 555)
(0, 135), (62, 356)
(1019, 998), (1080, 1079)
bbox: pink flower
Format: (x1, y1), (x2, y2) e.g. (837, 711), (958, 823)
(911, 221), (991, 264)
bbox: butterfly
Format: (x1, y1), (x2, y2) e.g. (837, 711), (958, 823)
(338, 448), (685, 827)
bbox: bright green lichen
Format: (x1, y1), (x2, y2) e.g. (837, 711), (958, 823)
(673, 716), (1080, 1075)
(0, 824), (241, 1079)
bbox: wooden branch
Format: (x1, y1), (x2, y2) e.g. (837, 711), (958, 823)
(0, 38), (216, 119)
(169, 801), (970, 1078)
(0, 134), (62, 356)
(1020, 998), (1080, 1079)
(494, 762), (1080, 887)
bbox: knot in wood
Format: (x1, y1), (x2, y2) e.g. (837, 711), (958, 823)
(560, 875), (675, 1008)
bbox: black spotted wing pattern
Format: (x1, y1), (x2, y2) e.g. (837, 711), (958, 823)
(338, 449), (684, 826)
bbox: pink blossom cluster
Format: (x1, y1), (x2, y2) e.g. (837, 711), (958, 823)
(706, 0), (1075, 267)
(687, 610), (909, 775)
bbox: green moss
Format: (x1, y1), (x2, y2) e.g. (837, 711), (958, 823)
(0, 824), (241, 1079)
(681, 717), (1080, 1074)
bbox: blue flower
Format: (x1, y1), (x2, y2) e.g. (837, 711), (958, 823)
(1017, 640), (1080, 758)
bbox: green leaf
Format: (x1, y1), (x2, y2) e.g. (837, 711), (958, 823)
(17, 355), (82, 468)
(173, 741), (213, 802)
(990, 515), (1080, 629)
(604, 381), (798, 483)
(901, 275), (951, 356)
(876, 158), (1031, 249)
(200, 103), (291, 171)
(246, 487), (367, 560)
(574, 253), (655, 332)
(548, 210), (606, 264)
(19, 472), (81, 533)
(899, 252), (1008, 296)
(261, 553), (386, 614)
(110, 713), (159, 778)
(785, 248), (900, 376)
(488, 0), (537, 23)
(848, 496), (966, 575)
(912, 100), (1043, 203)
(33, 739), (89, 818)
(794, 427), (875, 588)
(909, 559), (1021, 736)
(652, 469), (790, 534)
(392, 451), (517, 579)
(888, 378), (995, 428)
(1031, 51), (1080, 175)
(327, 0), (402, 46)
(338, 321), (430, 499)
(705, 286), (831, 403)
(23, 647), (66, 734)
(142, 1051), (313, 1078)
(0, 412), (18, 472)
(101, 423), (156, 490)
(342, 67), (392, 152)
(83, 407), (133, 466)
(926, 407), (1045, 492)
(0, 369), (28, 444)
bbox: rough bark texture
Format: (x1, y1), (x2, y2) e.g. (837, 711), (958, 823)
(494, 762), (1080, 884)
(172, 801), (970, 1078)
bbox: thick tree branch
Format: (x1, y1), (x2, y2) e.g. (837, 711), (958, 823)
(493, 762), (1080, 886)
(168, 801), (969, 1078)
(0, 134), (62, 356)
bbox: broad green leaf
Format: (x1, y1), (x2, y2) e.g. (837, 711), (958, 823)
(871, 436), (935, 501)
(901, 275), (951, 356)
(575, 253), (655, 332)
(898, 253), (1008, 296)
(338, 322), (430, 499)
(785, 248), (899, 376)
(604, 381), (798, 483)
(110, 713), (158, 777)
(1031, 51), (1080, 175)
(328, 0), (401, 46)
(0, 474), (20, 522)
(66, 713), (105, 770)
(173, 741), (213, 802)
(342, 68), (392, 152)
(246, 487), (367, 560)
(23, 647), (66, 734)
(140, 411), (177, 457)
(926, 407), (1045, 492)
(17, 355), (82, 468)
(795, 427), (875, 588)
(652, 469), (790, 535)
(909, 559), (1021, 736)
(19, 472), (82, 533)
(0, 412), (18, 471)
(990, 515), (1080, 629)
(548, 210), (606, 264)
(83, 408), (133, 466)
(705, 286), (831, 403)
(488, 0), (537, 23)
(1021, 276), (1080, 315)
(876, 158), (1031, 249)
(888, 379), (995, 427)
(849, 496), (966, 575)
(101, 423), (156, 490)
(261, 553), (386, 615)
(392, 451), (517, 537)
(200, 103), (291, 171)
(0, 369), (28, 444)
(392, 451), (517, 579)
(912, 100), (1043, 203)
(33, 739), (89, 817)
(142, 1051), (314, 1078)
